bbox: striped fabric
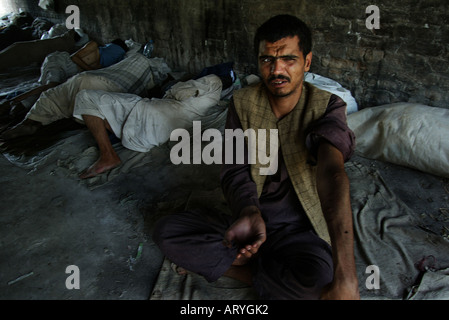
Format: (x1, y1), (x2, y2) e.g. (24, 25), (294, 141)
(87, 52), (155, 96)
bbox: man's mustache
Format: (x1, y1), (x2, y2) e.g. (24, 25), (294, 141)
(268, 75), (291, 82)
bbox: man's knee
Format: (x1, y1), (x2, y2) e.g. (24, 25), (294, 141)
(253, 247), (334, 300)
(72, 73), (92, 88)
(152, 212), (198, 253)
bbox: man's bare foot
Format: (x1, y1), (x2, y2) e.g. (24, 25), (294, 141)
(171, 262), (189, 276)
(79, 155), (121, 179)
(0, 119), (42, 140)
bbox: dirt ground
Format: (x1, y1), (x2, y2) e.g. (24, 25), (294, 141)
(0, 136), (223, 299)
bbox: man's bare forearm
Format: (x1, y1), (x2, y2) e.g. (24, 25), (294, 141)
(316, 141), (359, 299)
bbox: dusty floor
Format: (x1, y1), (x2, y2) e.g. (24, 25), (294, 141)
(0, 136), (222, 299)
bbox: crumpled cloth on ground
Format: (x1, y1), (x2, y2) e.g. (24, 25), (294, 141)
(348, 160), (449, 299)
(151, 255), (259, 300)
(406, 267), (449, 300)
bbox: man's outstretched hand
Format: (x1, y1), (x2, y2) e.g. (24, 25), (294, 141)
(223, 206), (267, 265)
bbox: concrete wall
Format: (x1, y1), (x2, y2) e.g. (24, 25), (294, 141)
(4, 0), (449, 110)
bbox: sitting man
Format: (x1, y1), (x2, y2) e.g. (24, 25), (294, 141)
(152, 15), (360, 300)
(0, 39), (128, 118)
(72, 73), (226, 179)
(0, 51), (170, 140)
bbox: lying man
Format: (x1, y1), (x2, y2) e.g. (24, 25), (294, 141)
(0, 39), (129, 118)
(72, 74), (224, 178)
(152, 15), (359, 300)
(0, 52), (170, 140)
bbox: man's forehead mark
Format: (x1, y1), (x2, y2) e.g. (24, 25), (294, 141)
(259, 54), (300, 60)
(260, 41), (287, 55)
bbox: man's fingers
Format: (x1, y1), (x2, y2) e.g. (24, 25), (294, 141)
(239, 248), (253, 259)
(252, 233), (266, 248)
(222, 230), (235, 248)
(241, 244), (260, 256)
(224, 234), (265, 251)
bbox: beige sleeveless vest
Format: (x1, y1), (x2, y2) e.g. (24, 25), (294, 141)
(232, 82), (332, 244)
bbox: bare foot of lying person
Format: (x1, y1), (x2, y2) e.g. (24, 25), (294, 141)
(79, 154), (122, 179)
(0, 119), (42, 140)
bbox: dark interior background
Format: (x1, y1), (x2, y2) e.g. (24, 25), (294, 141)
(3, 0), (449, 110)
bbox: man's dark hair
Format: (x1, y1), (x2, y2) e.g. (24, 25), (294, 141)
(254, 14), (312, 58)
(111, 39), (129, 52)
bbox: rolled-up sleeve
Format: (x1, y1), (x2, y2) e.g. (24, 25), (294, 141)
(306, 94), (356, 162)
